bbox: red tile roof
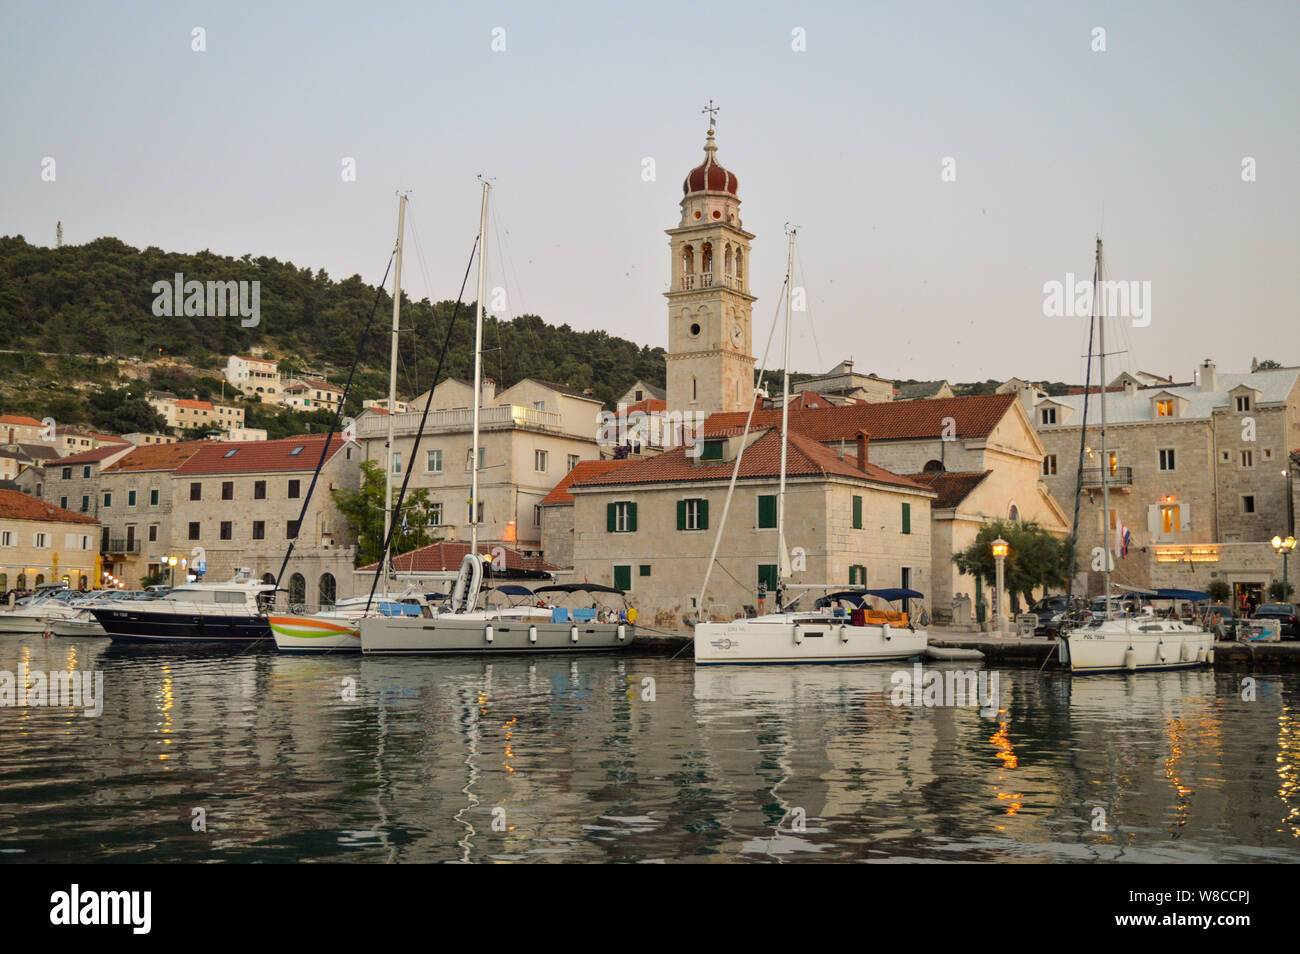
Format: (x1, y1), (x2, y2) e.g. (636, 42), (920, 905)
(784, 390), (836, 410)
(361, 542), (557, 573)
(0, 489), (98, 525)
(571, 428), (931, 492)
(174, 435), (349, 475)
(619, 398), (667, 415)
(58, 444), (133, 466)
(909, 471), (992, 509)
(101, 441), (209, 474)
(175, 399), (213, 410)
(704, 393), (1019, 442)
(0, 414), (44, 427)
(540, 460), (638, 505)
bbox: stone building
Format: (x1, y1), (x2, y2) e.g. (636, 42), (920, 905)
(795, 360), (895, 404)
(96, 441), (208, 586)
(0, 489), (99, 594)
(1033, 360), (1300, 605)
(538, 459), (637, 571)
(224, 354), (282, 404)
(282, 379), (344, 413)
(566, 429), (935, 629)
(0, 414), (54, 447)
(146, 392), (246, 436)
(355, 377), (602, 555)
(21, 443), (135, 518)
(170, 434), (360, 602)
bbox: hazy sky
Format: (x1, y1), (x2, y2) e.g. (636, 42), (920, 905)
(3, 1), (1296, 385)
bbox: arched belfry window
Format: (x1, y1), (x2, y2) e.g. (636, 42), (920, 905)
(724, 245), (733, 277)
(735, 249), (744, 285)
(922, 459), (945, 473)
(682, 245), (695, 275)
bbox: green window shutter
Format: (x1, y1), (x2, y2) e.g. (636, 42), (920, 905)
(628, 502), (637, 532)
(699, 498), (709, 530)
(639, 564), (651, 577)
(613, 565), (631, 591)
(758, 495), (776, 529)
(902, 502), (911, 534)
(607, 502), (616, 532)
(758, 564), (779, 591)
(677, 499), (686, 530)
(852, 495), (862, 529)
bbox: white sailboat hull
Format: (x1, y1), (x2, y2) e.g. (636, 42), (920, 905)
(1064, 619), (1213, 673)
(360, 614), (634, 654)
(694, 617), (927, 665)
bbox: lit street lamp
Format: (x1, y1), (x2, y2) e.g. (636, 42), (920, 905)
(168, 555), (178, 588)
(1271, 535), (1296, 602)
(991, 537), (1009, 638)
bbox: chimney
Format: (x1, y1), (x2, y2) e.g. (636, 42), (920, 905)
(481, 377), (496, 403)
(856, 430), (870, 470)
(1199, 358), (1217, 392)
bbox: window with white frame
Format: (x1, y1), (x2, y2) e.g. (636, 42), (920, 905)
(426, 449), (443, 473)
(535, 449), (548, 472)
(1159, 448), (1176, 471)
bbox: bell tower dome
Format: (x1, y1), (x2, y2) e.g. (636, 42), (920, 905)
(664, 113), (756, 417)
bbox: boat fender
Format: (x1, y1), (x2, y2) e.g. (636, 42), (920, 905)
(1208, 648), (1215, 665)
(1059, 639), (1070, 666)
(528, 625), (538, 644)
(882, 622), (891, 641)
(918, 610), (931, 627)
(1157, 640), (1167, 663)
(1195, 646), (1206, 663)
(839, 624), (849, 644)
(618, 624), (626, 642)
(485, 624), (493, 643)
(571, 624), (579, 643)
(793, 624), (803, 646)
(1180, 642), (1192, 662)
(1123, 648), (1138, 671)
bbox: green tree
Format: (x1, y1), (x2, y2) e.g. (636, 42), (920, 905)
(953, 520), (1073, 615)
(1268, 579), (1295, 601)
(332, 460), (440, 567)
(1206, 580), (1231, 603)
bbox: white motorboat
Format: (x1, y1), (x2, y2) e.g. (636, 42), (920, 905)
(89, 573), (275, 644)
(0, 587), (80, 634)
(48, 590), (157, 637)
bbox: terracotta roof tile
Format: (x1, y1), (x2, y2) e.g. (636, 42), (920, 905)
(619, 398), (667, 415)
(101, 441), (209, 474)
(174, 435), (349, 475)
(0, 414), (44, 427)
(704, 392), (1019, 442)
(175, 399), (213, 410)
(571, 428), (931, 492)
(0, 489), (98, 525)
(909, 470), (992, 509)
(540, 460), (638, 505)
(57, 444), (132, 466)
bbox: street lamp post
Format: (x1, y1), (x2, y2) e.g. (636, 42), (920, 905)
(991, 537), (1009, 638)
(168, 555), (178, 588)
(1272, 535), (1296, 602)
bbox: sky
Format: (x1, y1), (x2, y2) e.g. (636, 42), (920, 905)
(2, 0), (1296, 386)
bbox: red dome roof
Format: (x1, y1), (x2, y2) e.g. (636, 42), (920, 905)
(682, 131), (739, 197)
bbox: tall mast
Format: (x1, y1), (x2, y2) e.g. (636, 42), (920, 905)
(776, 227), (795, 594)
(471, 179), (490, 557)
(1095, 235), (1112, 619)
(383, 193), (407, 594)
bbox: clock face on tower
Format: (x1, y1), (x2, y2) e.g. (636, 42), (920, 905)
(731, 323), (743, 346)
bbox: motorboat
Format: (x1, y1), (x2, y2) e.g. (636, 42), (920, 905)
(89, 574), (275, 644)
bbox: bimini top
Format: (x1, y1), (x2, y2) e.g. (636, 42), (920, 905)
(825, 588), (925, 605)
(533, 583), (626, 596)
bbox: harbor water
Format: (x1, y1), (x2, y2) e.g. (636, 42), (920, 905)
(2, 634), (1298, 863)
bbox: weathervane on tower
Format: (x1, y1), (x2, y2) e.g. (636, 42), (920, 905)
(701, 99), (719, 132)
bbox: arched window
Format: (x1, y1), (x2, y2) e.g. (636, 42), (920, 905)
(35, 574), (45, 586)
(724, 245), (733, 276)
(261, 573), (275, 585)
(289, 572), (306, 605)
(319, 573), (337, 608)
(0, 573), (6, 593)
(79, 575), (87, 589)
(682, 245), (694, 275)
(15, 574), (25, 592)
(735, 249), (744, 285)
(1008, 504), (1020, 521)
(701, 242), (712, 274)
(922, 459), (945, 473)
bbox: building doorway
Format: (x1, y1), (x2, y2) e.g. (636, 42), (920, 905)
(1234, 581), (1263, 617)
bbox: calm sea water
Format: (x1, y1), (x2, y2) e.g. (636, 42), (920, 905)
(1, 634), (1298, 863)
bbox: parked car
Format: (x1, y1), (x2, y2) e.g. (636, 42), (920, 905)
(1252, 603), (1298, 639)
(1202, 603), (1238, 638)
(1031, 595), (1090, 636)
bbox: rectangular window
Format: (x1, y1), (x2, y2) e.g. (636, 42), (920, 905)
(80, 495), (89, 512)
(1236, 395), (1251, 412)
(639, 564), (651, 577)
(0, 531), (10, 546)
(466, 500), (484, 523)
(849, 564), (867, 587)
(1160, 505), (1181, 534)
(1042, 455), (1057, 476)
(757, 564), (779, 593)
(148, 524), (158, 542)
(428, 503), (442, 526)
(392, 452), (402, 475)
(464, 447), (486, 471)
(219, 521), (232, 540)
(102, 492), (111, 508)
(901, 502), (911, 534)
(59, 496), (68, 509)
(677, 497), (708, 531)
(288, 479), (301, 498)
(83, 465), (91, 478)
(252, 521), (265, 540)
(757, 495), (777, 529)
(1242, 495), (1255, 514)
(35, 532), (48, 548)
(254, 480), (266, 499)
(190, 482), (201, 501)
(221, 481), (233, 500)
(533, 504), (542, 526)
(1108, 451), (1118, 476)
(1040, 407), (1057, 425)
(150, 488), (159, 506)
(700, 439), (724, 461)
(607, 501), (637, 532)
(188, 522), (200, 540)
(567, 454), (580, 471)
(1159, 448), (1176, 471)
(1241, 450), (1254, 468)
(1156, 399), (1173, 417)
(287, 520), (300, 539)
(852, 495), (863, 529)
(128, 490), (137, 506)
(535, 449), (548, 472)
(427, 449), (443, 473)
(61, 466), (71, 480)
(613, 564), (632, 591)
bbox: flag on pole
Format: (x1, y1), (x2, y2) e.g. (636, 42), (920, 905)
(1114, 518), (1132, 558)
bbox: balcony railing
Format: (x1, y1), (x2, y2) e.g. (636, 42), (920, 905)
(1080, 466), (1133, 488)
(679, 272), (744, 292)
(106, 538), (141, 554)
(356, 404), (563, 439)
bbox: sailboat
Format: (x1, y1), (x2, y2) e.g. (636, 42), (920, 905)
(692, 228), (928, 665)
(270, 193), (429, 653)
(1059, 237), (1213, 673)
(359, 180), (636, 655)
